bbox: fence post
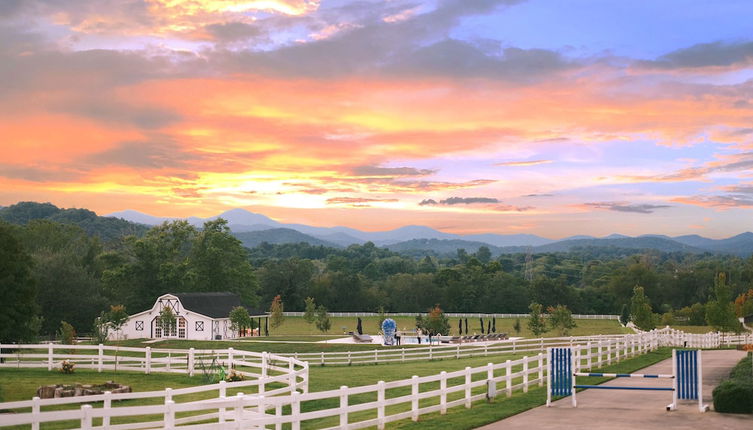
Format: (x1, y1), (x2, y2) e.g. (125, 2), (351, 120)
(401, 349), (405, 363)
(456, 344), (460, 359)
(31, 397), (40, 430)
(262, 351), (268, 378)
(47, 344), (53, 371)
(188, 348), (195, 377)
(377, 380), (385, 430)
(586, 342), (592, 370)
(291, 390), (301, 430)
(303, 362), (309, 394)
(321, 352), (325, 366)
(440, 371), (447, 414)
(103, 391), (112, 427)
(538, 353), (544, 386)
(275, 404), (282, 430)
(145, 347), (151, 374)
(164, 399), (175, 429)
(98, 344), (103, 372)
(288, 359), (296, 393)
(165, 387), (172, 403)
(81, 404), (93, 430)
(411, 375), (419, 422)
(219, 380), (227, 423)
(348, 351), (352, 365)
(429, 345), (433, 360)
(228, 347), (234, 370)
(464, 366), (472, 408)
(235, 393), (244, 429)
(340, 386), (349, 429)
(523, 356), (529, 393)
(505, 360), (512, 397)
(257, 395), (265, 421)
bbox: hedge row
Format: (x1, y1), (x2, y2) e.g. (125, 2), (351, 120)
(712, 352), (753, 414)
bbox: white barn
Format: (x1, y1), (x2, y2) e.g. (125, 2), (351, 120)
(114, 292), (267, 341)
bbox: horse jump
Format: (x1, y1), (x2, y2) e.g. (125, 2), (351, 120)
(547, 347), (708, 412)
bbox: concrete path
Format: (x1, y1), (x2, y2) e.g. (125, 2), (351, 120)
(478, 350), (751, 430)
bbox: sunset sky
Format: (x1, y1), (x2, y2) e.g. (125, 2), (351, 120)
(2, 0), (753, 238)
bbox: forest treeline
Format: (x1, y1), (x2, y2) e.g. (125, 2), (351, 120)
(2, 211), (753, 342)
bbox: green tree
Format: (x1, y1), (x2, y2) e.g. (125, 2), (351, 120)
(303, 297), (317, 324)
(58, 321), (76, 344)
(619, 303), (630, 326)
(513, 318), (521, 335)
(229, 306), (252, 337)
(92, 313), (109, 344)
(0, 223), (38, 343)
(315, 305), (331, 334)
(527, 302), (547, 336)
(159, 307), (177, 335)
(190, 219), (259, 306)
(270, 295), (284, 329)
(548, 304), (577, 336)
(705, 273), (741, 334)
(416, 305), (451, 336)
(107, 305), (129, 339)
(630, 286), (656, 331)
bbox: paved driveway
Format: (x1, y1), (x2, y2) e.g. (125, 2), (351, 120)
(477, 350), (751, 430)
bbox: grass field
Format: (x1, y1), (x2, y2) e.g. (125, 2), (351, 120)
(105, 317), (629, 353)
(264, 316), (630, 338)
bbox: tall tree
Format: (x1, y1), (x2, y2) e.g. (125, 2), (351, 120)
(191, 219), (259, 306)
(0, 223), (38, 343)
(229, 306), (252, 337)
(416, 305), (450, 336)
(630, 286), (656, 331)
(303, 297), (317, 324)
(548, 304), (577, 336)
(527, 302), (547, 336)
(270, 295), (284, 329)
(705, 273), (741, 334)
(315, 305), (331, 334)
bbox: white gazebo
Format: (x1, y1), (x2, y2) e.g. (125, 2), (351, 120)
(113, 292), (267, 341)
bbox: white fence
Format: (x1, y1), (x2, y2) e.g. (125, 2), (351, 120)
(283, 312), (619, 319)
(0, 344), (308, 430)
(283, 335), (629, 366)
(1, 329), (750, 429)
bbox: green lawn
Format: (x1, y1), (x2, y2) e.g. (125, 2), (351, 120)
(104, 317), (628, 353)
(265, 316), (629, 338)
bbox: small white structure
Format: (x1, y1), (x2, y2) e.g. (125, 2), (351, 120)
(114, 292), (267, 341)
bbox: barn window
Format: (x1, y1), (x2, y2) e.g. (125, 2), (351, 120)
(135, 321), (144, 331)
(195, 321), (204, 331)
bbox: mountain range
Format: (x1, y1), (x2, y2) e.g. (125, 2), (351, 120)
(108, 208), (753, 257)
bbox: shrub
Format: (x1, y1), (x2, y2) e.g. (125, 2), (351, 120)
(713, 380), (752, 413)
(712, 353), (753, 414)
(60, 360), (75, 374)
(225, 370), (244, 382)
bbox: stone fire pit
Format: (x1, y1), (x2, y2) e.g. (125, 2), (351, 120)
(36, 381), (132, 399)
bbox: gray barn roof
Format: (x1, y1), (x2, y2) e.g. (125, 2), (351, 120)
(173, 292), (266, 318)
